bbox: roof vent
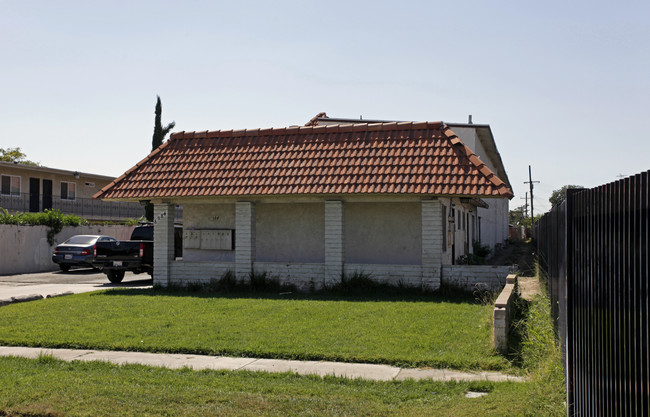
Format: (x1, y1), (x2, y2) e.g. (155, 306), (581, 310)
(468, 115), (473, 124)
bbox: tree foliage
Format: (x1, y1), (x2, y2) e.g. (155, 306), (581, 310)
(0, 147), (38, 165)
(549, 185), (583, 207)
(151, 96), (176, 151)
(509, 205), (527, 226)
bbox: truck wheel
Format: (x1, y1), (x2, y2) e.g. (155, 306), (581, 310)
(106, 270), (125, 283)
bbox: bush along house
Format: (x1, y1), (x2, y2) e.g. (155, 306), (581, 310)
(94, 114), (514, 292)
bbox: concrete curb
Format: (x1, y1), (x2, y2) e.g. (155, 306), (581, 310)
(0, 292), (75, 307)
(0, 346), (526, 383)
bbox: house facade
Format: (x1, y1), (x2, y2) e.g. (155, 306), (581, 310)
(95, 117), (513, 290)
(0, 161), (143, 221)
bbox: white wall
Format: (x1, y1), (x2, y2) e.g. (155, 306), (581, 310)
(344, 202), (421, 265)
(256, 203), (325, 263)
(477, 198), (509, 251)
(0, 224), (135, 275)
(182, 203), (236, 262)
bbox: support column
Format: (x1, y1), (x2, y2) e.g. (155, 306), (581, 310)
(153, 203), (175, 287)
(235, 201), (256, 280)
(422, 199), (442, 290)
(325, 200), (344, 285)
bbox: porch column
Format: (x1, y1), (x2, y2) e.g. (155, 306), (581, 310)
(422, 199), (442, 290)
(153, 203), (175, 287)
(235, 201), (256, 280)
(325, 200), (344, 285)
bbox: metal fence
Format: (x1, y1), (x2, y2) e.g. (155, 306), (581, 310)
(0, 192), (144, 220)
(535, 171), (649, 416)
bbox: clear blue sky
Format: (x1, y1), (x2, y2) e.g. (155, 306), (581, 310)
(2, 0), (648, 214)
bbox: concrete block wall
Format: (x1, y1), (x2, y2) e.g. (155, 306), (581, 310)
(441, 265), (516, 292)
(169, 261), (235, 285)
(324, 201), (344, 284)
(235, 202), (255, 279)
(344, 264), (423, 287)
(422, 199), (443, 290)
(253, 262), (325, 291)
(493, 274), (517, 353)
(0, 224), (135, 275)
(153, 204), (175, 286)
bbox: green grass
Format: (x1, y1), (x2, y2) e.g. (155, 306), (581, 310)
(0, 290), (507, 370)
(0, 271), (566, 416)
(517, 292), (566, 415)
(0, 355), (538, 417)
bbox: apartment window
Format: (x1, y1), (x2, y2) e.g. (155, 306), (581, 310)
(61, 181), (76, 200)
(1, 175), (21, 196)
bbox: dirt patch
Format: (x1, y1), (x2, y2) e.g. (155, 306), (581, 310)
(489, 240), (536, 276)
(518, 276), (541, 301)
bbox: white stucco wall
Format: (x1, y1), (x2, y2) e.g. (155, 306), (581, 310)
(344, 202), (422, 265)
(477, 198), (509, 251)
(450, 127), (494, 176)
(256, 203), (325, 263)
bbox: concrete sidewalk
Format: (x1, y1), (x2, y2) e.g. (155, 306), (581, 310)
(0, 346), (524, 383)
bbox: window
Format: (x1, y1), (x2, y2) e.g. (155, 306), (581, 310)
(1, 175), (21, 196)
(61, 181), (76, 200)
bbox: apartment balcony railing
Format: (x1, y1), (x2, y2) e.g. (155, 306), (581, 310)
(0, 193), (144, 221)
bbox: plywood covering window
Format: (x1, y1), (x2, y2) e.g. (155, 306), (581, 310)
(61, 181), (76, 200)
(0, 175), (20, 196)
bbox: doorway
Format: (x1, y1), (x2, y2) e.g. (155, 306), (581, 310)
(29, 178), (40, 212)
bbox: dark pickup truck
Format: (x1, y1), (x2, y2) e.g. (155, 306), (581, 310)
(92, 224), (182, 283)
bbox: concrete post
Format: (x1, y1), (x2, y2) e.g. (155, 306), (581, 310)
(153, 203), (175, 287)
(235, 201), (256, 280)
(422, 199), (442, 290)
(325, 200), (344, 285)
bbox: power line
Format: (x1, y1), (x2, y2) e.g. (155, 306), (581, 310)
(524, 165), (540, 221)
(520, 192), (529, 218)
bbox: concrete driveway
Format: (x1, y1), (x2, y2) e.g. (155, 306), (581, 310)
(0, 269), (152, 300)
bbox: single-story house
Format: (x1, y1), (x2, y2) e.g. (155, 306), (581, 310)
(94, 114), (514, 290)
(0, 161), (143, 221)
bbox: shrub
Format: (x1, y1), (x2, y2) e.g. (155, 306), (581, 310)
(0, 208), (89, 245)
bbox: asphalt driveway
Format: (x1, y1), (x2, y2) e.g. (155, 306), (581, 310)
(0, 269), (152, 300)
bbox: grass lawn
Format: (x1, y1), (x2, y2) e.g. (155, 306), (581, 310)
(0, 290), (508, 371)
(0, 355), (538, 417)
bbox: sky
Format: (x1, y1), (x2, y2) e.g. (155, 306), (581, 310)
(2, 0), (648, 214)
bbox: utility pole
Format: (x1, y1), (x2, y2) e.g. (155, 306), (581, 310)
(524, 165), (540, 222)
(520, 192), (529, 218)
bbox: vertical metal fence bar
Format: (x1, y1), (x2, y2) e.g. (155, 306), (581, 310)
(537, 171), (650, 416)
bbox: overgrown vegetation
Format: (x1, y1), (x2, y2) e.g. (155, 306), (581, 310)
(456, 240), (492, 265)
(0, 208), (88, 245)
(518, 293), (566, 415)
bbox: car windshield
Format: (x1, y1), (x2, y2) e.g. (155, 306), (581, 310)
(64, 236), (96, 245)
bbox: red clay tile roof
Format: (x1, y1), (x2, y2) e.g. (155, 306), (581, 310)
(94, 122), (513, 200)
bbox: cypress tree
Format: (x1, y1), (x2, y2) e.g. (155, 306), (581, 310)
(146, 96), (175, 221)
(151, 95), (176, 151)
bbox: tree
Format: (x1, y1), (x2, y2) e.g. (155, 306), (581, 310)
(0, 147), (38, 165)
(146, 96), (175, 221)
(509, 205), (527, 226)
(151, 96), (176, 151)
(549, 185), (583, 208)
